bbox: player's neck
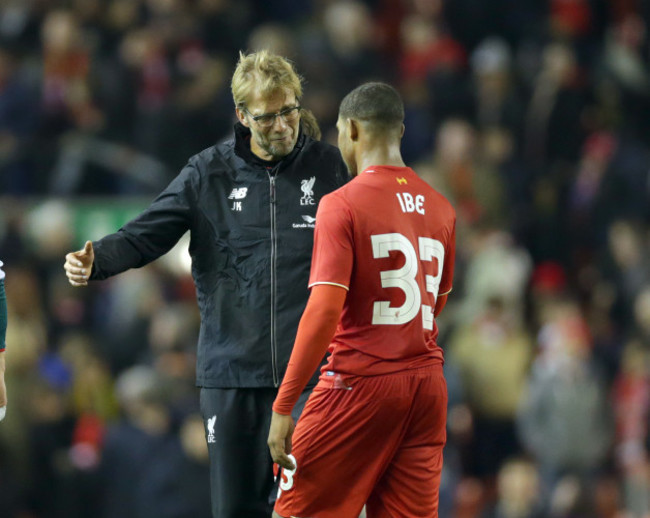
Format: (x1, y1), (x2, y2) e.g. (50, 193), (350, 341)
(357, 144), (405, 173)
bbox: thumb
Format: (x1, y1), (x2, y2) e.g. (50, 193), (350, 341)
(83, 241), (94, 255)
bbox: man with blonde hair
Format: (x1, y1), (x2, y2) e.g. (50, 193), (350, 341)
(64, 50), (347, 518)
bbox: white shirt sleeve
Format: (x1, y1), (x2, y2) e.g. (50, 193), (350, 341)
(0, 260), (4, 281)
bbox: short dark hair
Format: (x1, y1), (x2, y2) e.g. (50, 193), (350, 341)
(338, 82), (404, 130)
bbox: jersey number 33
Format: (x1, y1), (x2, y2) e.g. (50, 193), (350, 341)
(371, 233), (445, 330)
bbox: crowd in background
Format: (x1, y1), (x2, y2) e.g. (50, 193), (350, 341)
(1, 0), (650, 516)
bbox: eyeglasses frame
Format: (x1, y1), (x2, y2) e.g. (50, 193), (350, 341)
(244, 105), (302, 128)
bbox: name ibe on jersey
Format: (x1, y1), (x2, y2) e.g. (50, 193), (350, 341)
(396, 192), (425, 215)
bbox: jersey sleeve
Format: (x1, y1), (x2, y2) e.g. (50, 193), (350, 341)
(309, 192), (354, 290)
(439, 217), (456, 296)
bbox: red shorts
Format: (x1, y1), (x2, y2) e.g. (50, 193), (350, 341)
(274, 364), (447, 518)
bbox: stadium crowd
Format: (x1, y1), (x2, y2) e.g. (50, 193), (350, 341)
(1, 0), (650, 516)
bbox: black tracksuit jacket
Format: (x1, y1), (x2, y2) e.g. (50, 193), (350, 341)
(90, 123), (348, 388)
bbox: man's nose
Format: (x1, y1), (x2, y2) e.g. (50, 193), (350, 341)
(272, 115), (288, 130)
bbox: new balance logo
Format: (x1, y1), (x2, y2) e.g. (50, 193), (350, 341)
(207, 415), (216, 444)
(396, 177), (408, 185)
(228, 188), (248, 200)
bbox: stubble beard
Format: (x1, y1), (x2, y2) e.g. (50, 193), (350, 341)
(259, 132), (297, 160)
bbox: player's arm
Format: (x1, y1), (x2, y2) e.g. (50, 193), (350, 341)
(434, 217), (456, 318)
(268, 284), (347, 470)
(434, 292), (449, 317)
(0, 266), (7, 421)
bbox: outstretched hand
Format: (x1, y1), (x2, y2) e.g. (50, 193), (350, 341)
(267, 411), (296, 470)
(64, 241), (94, 287)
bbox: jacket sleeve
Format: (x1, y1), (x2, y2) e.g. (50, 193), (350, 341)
(90, 160), (199, 280)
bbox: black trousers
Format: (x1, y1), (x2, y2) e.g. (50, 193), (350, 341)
(199, 387), (310, 518)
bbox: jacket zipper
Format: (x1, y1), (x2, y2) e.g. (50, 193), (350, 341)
(268, 171), (279, 386)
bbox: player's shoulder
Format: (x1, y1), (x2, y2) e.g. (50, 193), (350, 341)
(322, 173), (367, 201)
(417, 177), (456, 216)
(319, 183), (349, 207)
(426, 182), (455, 209)
(318, 179), (364, 220)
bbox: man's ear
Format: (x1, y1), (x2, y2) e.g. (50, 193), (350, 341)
(400, 123), (405, 138)
(348, 118), (360, 141)
(236, 107), (249, 127)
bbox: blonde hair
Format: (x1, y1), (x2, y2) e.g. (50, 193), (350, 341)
(231, 50), (303, 109)
(231, 50), (322, 139)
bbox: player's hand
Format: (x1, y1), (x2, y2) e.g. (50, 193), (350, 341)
(268, 411), (296, 470)
(0, 351), (6, 422)
(64, 241), (94, 287)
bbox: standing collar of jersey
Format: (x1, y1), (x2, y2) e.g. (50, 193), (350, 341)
(233, 122), (306, 172)
(361, 165), (414, 176)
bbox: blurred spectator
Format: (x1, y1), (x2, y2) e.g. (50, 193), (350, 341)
(517, 298), (614, 514)
(24, 355), (102, 517)
(456, 227), (532, 323)
(604, 221), (650, 325)
(196, 0), (252, 56)
(93, 268), (166, 374)
(0, 46), (39, 195)
(321, 0), (383, 88)
(600, 13), (650, 141)
(481, 457), (543, 518)
(418, 119), (507, 238)
(448, 295), (533, 480)
(40, 10), (99, 134)
(399, 3), (465, 83)
(117, 27), (171, 159)
(99, 365), (175, 518)
(37, 9), (104, 186)
(611, 339), (650, 516)
(399, 12), (470, 123)
(568, 134), (650, 275)
(58, 332), (118, 421)
(470, 38), (524, 133)
(441, 358), (469, 517)
(134, 412), (211, 518)
(523, 41), (589, 169)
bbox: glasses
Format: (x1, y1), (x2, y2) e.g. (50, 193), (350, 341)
(245, 106), (301, 128)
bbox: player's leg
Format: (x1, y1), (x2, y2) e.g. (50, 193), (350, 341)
(274, 374), (416, 518)
(200, 387), (276, 518)
(366, 366), (448, 518)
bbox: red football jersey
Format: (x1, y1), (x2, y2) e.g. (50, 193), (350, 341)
(310, 165), (456, 377)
